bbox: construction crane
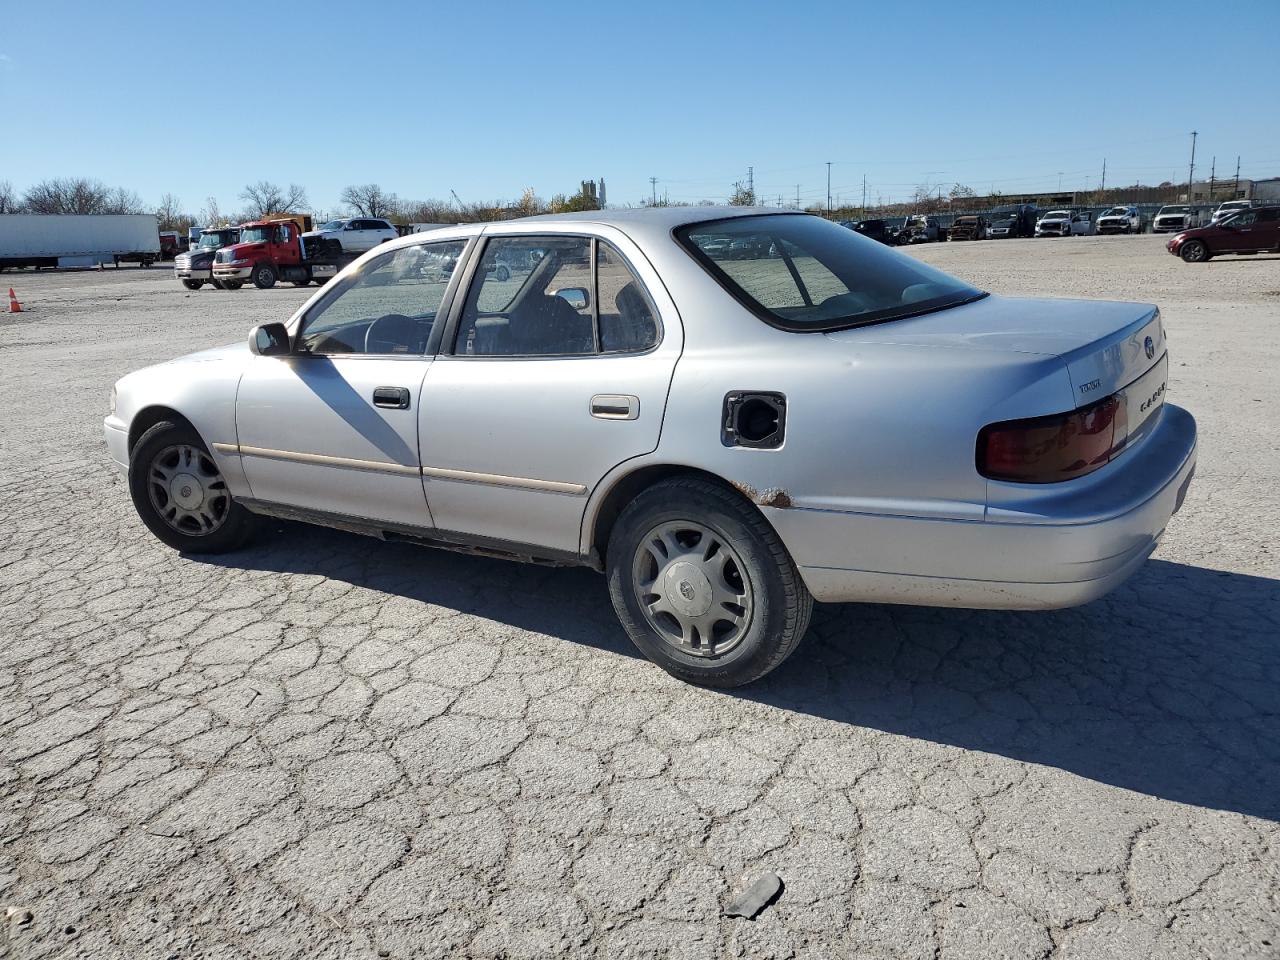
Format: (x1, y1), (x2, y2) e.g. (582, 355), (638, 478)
(450, 190), (463, 210)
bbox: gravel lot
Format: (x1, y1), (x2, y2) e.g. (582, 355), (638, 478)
(1, 235), (1277, 959)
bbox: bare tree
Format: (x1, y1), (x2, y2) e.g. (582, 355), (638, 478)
(0, 180), (17, 213)
(155, 193), (195, 232)
(339, 183), (399, 219)
(102, 186), (146, 215)
(239, 181), (309, 218)
(21, 177), (145, 215)
(24, 177), (106, 214)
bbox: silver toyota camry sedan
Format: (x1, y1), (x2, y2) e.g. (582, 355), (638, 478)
(105, 208), (1197, 687)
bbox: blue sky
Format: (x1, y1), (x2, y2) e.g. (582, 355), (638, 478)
(3, 0), (1278, 214)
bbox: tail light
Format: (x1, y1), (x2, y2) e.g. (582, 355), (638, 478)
(977, 393), (1128, 483)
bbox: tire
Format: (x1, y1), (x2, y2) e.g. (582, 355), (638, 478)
(221, 279), (244, 290)
(291, 280), (311, 287)
(312, 277), (328, 285)
(252, 264), (277, 289)
(182, 279), (204, 291)
(210, 279), (224, 290)
(606, 477), (813, 688)
(1180, 240), (1210, 263)
(494, 264), (511, 282)
(128, 420), (256, 553)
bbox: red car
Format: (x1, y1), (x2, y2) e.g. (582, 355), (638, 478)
(1167, 205), (1280, 262)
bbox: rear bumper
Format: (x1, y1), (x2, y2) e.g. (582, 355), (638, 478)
(769, 404), (1197, 609)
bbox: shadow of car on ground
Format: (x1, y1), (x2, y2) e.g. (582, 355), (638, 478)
(199, 522), (1280, 822)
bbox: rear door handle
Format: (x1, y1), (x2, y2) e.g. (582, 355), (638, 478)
(591, 394), (639, 420)
(373, 386), (411, 409)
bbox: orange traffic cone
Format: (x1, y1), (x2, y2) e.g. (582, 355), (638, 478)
(8, 288), (21, 313)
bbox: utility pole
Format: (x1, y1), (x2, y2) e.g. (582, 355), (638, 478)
(649, 177), (657, 206)
(1209, 157), (1216, 201)
(861, 174), (866, 215)
(795, 184), (801, 209)
(747, 166), (754, 204)
(1057, 171), (1064, 192)
(1100, 158), (1106, 194)
(1187, 130), (1198, 204)
(1233, 155), (1240, 197)
(826, 162), (832, 216)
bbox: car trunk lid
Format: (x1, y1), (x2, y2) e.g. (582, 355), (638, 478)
(824, 294), (1165, 408)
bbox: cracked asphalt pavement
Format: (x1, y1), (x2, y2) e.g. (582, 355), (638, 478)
(1, 236), (1277, 959)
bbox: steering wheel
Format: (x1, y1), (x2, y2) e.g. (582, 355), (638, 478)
(364, 314), (419, 354)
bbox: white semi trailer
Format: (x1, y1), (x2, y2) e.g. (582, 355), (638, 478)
(0, 214), (161, 270)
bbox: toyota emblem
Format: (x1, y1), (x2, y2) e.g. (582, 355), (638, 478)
(1144, 336), (1155, 360)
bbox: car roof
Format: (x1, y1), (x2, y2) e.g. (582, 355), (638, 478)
(372, 206), (800, 256)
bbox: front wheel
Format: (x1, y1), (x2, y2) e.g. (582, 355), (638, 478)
(1180, 240), (1210, 263)
(252, 264), (277, 289)
(220, 279), (244, 290)
(128, 421), (256, 553)
(606, 477), (813, 688)
(494, 264), (511, 282)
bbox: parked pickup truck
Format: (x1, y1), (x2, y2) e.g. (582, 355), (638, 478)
(1152, 205), (1200, 233)
(211, 217), (360, 289)
(898, 214), (944, 243)
(988, 205), (1039, 238)
(174, 226), (242, 290)
(1035, 210), (1092, 237)
(1096, 205), (1144, 234)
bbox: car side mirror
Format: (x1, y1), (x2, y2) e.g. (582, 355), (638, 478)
(553, 287), (589, 311)
(249, 322), (290, 356)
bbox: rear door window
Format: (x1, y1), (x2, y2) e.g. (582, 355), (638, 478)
(455, 236), (661, 357)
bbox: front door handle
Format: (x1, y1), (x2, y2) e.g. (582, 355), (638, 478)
(373, 386), (411, 409)
(591, 394), (639, 420)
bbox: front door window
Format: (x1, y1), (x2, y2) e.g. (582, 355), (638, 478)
(297, 240), (466, 355)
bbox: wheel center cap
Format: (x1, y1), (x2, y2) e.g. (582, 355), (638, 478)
(170, 472), (204, 510)
(663, 561), (712, 617)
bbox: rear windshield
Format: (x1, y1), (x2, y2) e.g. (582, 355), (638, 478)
(677, 214), (984, 332)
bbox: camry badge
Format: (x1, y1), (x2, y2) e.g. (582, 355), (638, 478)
(1144, 336), (1155, 360)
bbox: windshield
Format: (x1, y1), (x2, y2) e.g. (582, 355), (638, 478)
(678, 214), (985, 332)
(239, 227), (272, 244)
(1104, 207), (1129, 217)
(318, 220), (346, 232)
(1044, 211), (1070, 219)
(198, 231), (233, 249)
(1159, 206), (1188, 215)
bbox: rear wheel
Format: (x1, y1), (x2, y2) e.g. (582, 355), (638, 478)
(181, 279), (204, 291)
(252, 264), (277, 289)
(607, 477), (813, 688)
(128, 421), (255, 553)
(1180, 240), (1210, 263)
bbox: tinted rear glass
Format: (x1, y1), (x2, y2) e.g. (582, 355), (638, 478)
(677, 214), (984, 332)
